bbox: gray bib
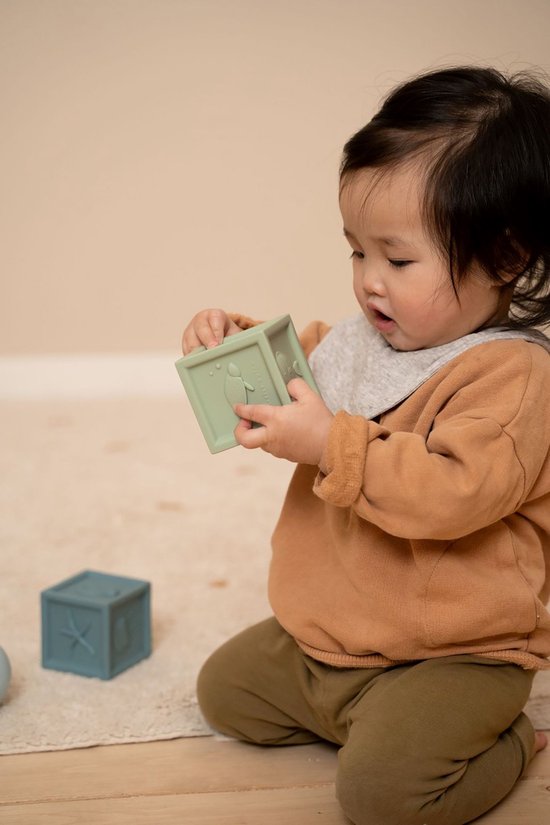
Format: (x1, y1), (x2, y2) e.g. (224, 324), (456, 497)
(309, 314), (550, 419)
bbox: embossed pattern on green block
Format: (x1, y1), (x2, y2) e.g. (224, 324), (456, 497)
(41, 570), (151, 680)
(175, 315), (319, 453)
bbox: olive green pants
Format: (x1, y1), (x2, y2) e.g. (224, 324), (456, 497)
(197, 617), (536, 825)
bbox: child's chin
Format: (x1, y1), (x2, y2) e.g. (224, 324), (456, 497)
(378, 328), (420, 352)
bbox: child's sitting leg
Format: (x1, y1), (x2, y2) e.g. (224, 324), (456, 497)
(198, 620), (536, 825)
(336, 655), (534, 825)
(197, 616), (339, 746)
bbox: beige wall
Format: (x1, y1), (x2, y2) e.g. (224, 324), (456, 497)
(2, 0), (550, 355)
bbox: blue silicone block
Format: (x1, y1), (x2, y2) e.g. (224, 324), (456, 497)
(41, 570), (151, 680)
(175, 314), (319, 453)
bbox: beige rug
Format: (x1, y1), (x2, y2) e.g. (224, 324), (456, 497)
(0, 390), (548, 754)
(0, 394), (295, 753)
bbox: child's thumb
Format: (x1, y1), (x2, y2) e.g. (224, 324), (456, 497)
(286, 377), (311, 401)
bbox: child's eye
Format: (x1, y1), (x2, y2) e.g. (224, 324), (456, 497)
(350, 250), (365, 260)
(388, 259), (413, 269)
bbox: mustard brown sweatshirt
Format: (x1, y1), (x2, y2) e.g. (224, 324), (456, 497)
(231, 313), (550, 670)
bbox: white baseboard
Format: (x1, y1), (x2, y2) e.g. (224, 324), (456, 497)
(0, 352), (184, 399)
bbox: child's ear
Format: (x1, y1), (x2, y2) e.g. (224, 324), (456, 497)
(497, 229), (531, 283)
(498, 269), (520, 285)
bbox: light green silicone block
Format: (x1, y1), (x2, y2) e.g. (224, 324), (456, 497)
(175, 315), (319, 453)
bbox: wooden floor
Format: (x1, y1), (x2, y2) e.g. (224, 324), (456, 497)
(0, 734), (549, 824)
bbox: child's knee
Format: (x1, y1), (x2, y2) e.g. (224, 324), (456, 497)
(196, 638), (273, 743)
(196, 646), (239, 736)
(336, 742), (430, 825)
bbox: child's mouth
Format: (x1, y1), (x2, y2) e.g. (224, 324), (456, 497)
(370, 307), (396, 331)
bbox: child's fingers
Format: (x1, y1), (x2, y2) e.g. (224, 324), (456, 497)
(181, 327), (202, 355)
(234, 403), (273, 426)
(235, 419), (266, 450)
(234, 404), (273, 451)
(235, 417), (253, 433)
(205, 309), (228, 347)
(194, 314), (224, 349)
(181, 309), (227, 354)
(286, 377), (311, 401)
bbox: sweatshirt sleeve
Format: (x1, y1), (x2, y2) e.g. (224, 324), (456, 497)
(313, 342), (550, 541)
(299, 320), (332, 357)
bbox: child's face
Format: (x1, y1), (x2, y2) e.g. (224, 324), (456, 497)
(339, 165), (507, 351)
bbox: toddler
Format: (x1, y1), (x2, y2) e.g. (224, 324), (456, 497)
(182, 66), (550, 825)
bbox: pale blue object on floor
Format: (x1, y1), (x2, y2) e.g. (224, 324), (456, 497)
(41, 570), (151, 680)
(0, 646), (11, 703)
(175, 314), (319, 453)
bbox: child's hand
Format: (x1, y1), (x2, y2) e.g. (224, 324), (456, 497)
(234, 378), (333, 465)
(182, 309), (243, 355)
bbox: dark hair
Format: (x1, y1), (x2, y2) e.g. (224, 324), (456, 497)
(340, 66), (550, 329)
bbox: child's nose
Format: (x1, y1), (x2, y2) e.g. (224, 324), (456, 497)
(361, 261), (385, 296)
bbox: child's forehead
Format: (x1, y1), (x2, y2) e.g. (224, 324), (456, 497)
(339, 166), (426, 240)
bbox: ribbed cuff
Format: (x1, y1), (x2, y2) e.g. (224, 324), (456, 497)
(314, 411), (370, 507)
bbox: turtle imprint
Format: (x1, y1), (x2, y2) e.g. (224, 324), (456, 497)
(224, 362), (255, 406)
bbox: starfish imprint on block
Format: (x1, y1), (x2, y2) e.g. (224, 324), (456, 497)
(60, 610), (95, 656)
